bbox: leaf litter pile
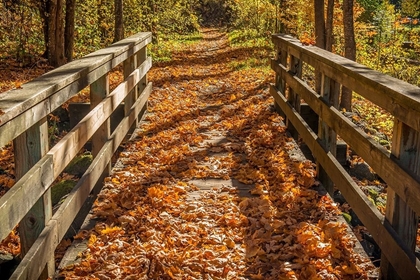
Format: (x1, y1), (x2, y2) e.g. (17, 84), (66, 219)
(59, 29), (376, 279)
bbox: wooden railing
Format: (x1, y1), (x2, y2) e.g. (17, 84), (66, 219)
(271, 34), (420, 279)
(0, 32), (152, 279)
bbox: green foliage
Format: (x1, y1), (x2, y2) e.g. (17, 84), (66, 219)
(0, 0), (200, 62)
(357, 0), (381, 22)
(0, 1), (44, 62)
(401, 0), (420, 18)
(148, 32), (202, 62)
(51, 180), (77, 205)
(356, 1), (420, 88)
(228, 29), (273, 72)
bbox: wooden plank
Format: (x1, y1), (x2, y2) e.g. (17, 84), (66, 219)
(0, 156), (54, 242)
(270, 86), (420, 279)
(123, 54), (136, 114)
(381, 120), (419, 279)
(90, 74), (111, 159)
(0, 60), (150, 241)
(272, 35), (420, 131)
(10, 221), (58, 280)
(0, 33), (152, 148)
(54, 83), (151, 239)
(0, 32), (151, 121)
(317, 74), (340, 194)
(286, 55), (302, 138)
(271, 60), (420, 216)
(11, 83), (152, 280)
(12, 116), (53, 278)
(273, 42), (288, 117)
(48, 58), (151, 178)
(137, 47), (148, 120)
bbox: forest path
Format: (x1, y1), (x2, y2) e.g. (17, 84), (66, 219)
(58, 28), (375, 279)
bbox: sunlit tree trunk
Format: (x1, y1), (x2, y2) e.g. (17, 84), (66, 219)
(114, 0), (124, 42)
(314, 0), (325, 50)
(38, 0), (66, 66)
(46, 0), (65, 67)
(279, 0), (286, 33)
(325, 0), (334, 52)
(314, 0), (325, 94)
(341, 0), (356, 111)
(65, 0), (76, 62)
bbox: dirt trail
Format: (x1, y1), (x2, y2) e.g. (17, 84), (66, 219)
(58, 29), (376, 279)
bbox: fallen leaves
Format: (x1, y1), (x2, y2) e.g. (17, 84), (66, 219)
(58, 29), (376, 279)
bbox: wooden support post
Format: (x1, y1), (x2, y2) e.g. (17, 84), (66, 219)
(274, 45), (287, 118)
(90, 74), (111, 200)
(91, 74), (111, 163)
(137, 47), (148, 120)
(15, 117), (53, 278)
(65, 74), (112, 238)
(381, 119), (419, 279)
(317, 74), (340, 195)
(286, 54), (302, 139)
(123, 54), (137, 134)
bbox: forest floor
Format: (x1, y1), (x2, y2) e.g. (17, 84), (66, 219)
(55, 29), (377, 279)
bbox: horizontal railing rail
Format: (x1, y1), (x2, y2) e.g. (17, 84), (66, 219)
(271, 34), (420, 280)
(0, 32), (152, 279)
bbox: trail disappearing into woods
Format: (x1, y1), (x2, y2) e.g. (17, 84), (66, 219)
(58, 29), (375, 279)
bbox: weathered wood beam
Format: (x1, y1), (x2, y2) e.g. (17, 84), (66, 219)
(0, 33), (152, 148)
(271, 60), (420, 216)
(0, 58), (151, 242)
(270, 85), (420, 279)
(272, 35), (420, 131)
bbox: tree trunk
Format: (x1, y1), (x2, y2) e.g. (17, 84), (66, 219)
(43, 0), (66, 67)
(38, 0), (50, 58)
(341, 0), (356, 111)
(65, 0), (76, 62)
(314, 0), (325, 94)
(325, 0), (334, 52)
(279, 0), (285, 33)
(314, 0), (326, 49)
(114, 0), (124, 42)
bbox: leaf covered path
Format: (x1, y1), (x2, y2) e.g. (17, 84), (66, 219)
(59, 29), (376, 279)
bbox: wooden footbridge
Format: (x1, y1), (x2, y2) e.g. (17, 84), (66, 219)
(0, 31), (420, 279)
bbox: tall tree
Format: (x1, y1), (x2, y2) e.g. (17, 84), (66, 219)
(314, 0), (326, 49)
(38, 0), (66, 67)
(48, 0), (65, 67)
(65, 0), (76, 62)
(402, 0), (420, 18)
(341, 0), (356, 111)
(114, 0), (124, 42)
(325, 0), (334, 52)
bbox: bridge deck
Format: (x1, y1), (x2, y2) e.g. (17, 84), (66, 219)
(57, 30), (376, 279)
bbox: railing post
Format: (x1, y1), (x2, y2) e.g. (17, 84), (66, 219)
(124, 53), (137, 131)
(381, 119), (418, 279)
(316, 74), (340, 195)
(286, 54), (302, 139)
(274, 42), (287, 118)
(136, 46), (148, 119)
(90, 74), (111, 187)
(91, 74), (111, 165)
(14, 117), (53, 278)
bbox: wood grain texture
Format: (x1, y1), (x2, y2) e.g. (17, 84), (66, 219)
(270, 85), (420, 279)
(0, 57), (151, 242)
(48, 57), (151, 178)
(271, 60), (420, 216)
(0, 156), (54, 242)
(0, 33), (152, 148)
(272, 34), (420, 131)
(381, 120), (419, 279)
(11, 83), (152, 280)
